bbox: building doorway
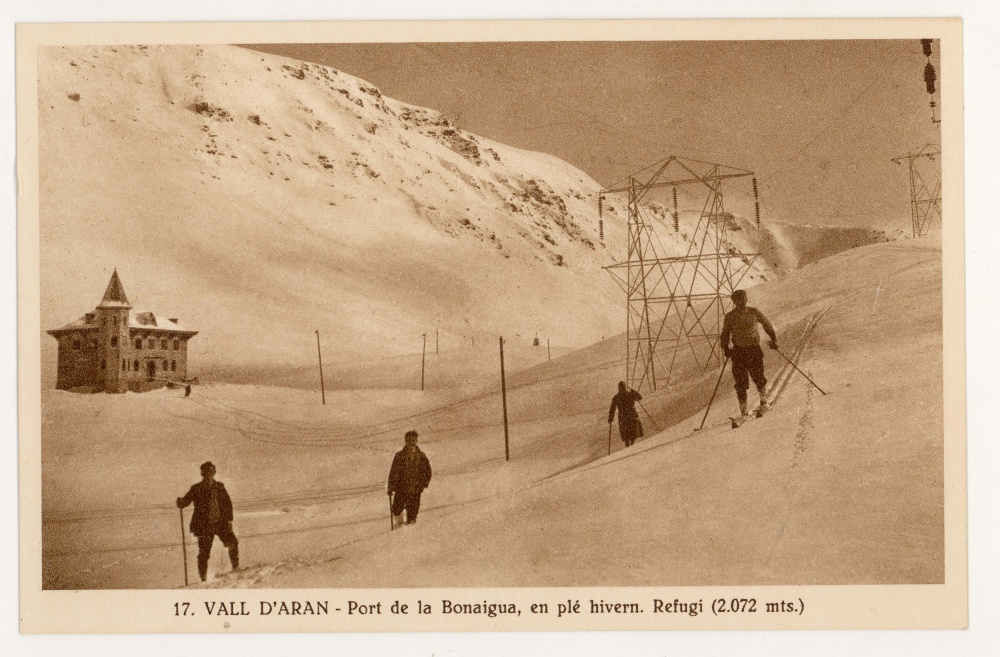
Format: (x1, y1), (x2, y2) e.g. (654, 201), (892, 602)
(147, 361), (156, 380)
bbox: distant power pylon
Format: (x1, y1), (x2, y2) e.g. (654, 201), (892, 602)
(600, 155), (761, 393)
(891, 144), (942, 238)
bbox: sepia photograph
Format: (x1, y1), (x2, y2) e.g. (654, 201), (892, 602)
(16, 17), (967, 635)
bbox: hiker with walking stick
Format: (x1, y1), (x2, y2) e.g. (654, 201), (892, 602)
(176, 461), (239, 582)
(387, 431), (432, 528)
(608, 381), (643, 447)
(721, 289), (778, 426)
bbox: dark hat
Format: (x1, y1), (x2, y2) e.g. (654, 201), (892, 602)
(731, 289), (747, 302)
(200, 461), (216, 475)
(404, 430), (418, 443)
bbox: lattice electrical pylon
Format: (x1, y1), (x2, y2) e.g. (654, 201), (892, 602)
(600, 156), (761, 394)
(891, 144), (941, 238)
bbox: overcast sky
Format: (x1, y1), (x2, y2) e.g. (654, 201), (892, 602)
(246, 40), (942, 229)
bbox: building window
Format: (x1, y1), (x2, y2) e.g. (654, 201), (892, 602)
(161, 339), (168, 349)
(173, 339), (180, 350)
(123, 316), (128, 327)
(171, 360), (176, 372)
(72, 339), (81, 350)
(111, 336), (118, 348)
(122, 359), (127, 371)
(133, 359), (139, 371)
(101, 360), (107, 370)
(135, 338), (142, 350)
(148, 338), (155, 349)
(161, 360), (168, 371)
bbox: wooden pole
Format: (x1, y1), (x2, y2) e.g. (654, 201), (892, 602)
(499, 336), (510, 462)
(179, 507), (189, 586)
(315, 330), (325, 405)
(699, 357), (729, 430)
(547, 338), (551, 361)
(421, 333), (427, 391)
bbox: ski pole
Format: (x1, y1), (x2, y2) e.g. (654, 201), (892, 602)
(388, 492), (395, 532)
(637, 401), (659, 433)
(607, 422), (612, 456)
(179, 507), (188, 587)
(773, 346), (827, 395)
(698, 357), (730, 430)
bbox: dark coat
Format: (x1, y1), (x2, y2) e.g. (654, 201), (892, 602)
(178, 479), (233, 537)
(388, 447), (432, 497)
(609, 389), (643, 442)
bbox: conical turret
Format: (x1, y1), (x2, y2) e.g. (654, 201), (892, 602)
(98, 269), (131, 309)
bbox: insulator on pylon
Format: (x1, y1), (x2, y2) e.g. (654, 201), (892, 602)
(921, 39), (933, 57)
(599, 219), (604, 243)
(755, 201), (761, 229)
(672, 187), (679, 232)
(924, 62), (937, 94)
(752, 177), (759, 199)
(598, 195), (603, 217)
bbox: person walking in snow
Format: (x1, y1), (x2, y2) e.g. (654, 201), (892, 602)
(176, 461), (239, 582)
(387, 431), (432, 528)
(720, 289), (779, 420)
(608, 381), (643, 447)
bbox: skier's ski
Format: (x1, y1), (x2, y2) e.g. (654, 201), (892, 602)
(731, 401), (772, 428)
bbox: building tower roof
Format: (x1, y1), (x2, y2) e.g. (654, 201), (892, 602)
(97, 269), (132, 308)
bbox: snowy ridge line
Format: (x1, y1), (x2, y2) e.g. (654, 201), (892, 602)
(171, 399), (512, 449)
(181, 353), (627, 446)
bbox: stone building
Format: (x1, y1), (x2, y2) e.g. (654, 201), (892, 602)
(47, 270), (198, 393)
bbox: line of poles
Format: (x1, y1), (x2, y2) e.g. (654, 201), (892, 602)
(310, 328), (829, 464)
(315, 329), (559, 402)
(177, 329), (828, 585)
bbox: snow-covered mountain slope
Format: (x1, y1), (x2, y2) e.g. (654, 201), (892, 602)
(40, 237), (942, 589)
(37, 45), (886, 389)
(240, 236), (943, 588)
(37, 44), (627, 385)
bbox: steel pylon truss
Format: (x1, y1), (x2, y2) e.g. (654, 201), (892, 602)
(601, 156), (760, 393)
(891, 144), (942, 237)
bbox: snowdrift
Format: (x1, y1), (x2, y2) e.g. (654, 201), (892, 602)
(41, 237), (942, 589)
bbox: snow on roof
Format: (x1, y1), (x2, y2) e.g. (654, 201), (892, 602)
(46, 316), (98, 334)
(48, 310), (197, 335)
(129, 311), (196, 334)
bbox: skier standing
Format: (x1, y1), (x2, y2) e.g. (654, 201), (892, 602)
(720, 289), (778, 421)
(176, 461), (239, 582)
(387, 431), (432, 528)
(608, 381), (643, 447)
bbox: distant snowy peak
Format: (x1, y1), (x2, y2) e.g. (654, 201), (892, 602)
(37, 44), (887, 385)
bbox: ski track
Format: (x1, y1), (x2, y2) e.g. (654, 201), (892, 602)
(46, 247), (935, 585)
(764, 374), (817, 568)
